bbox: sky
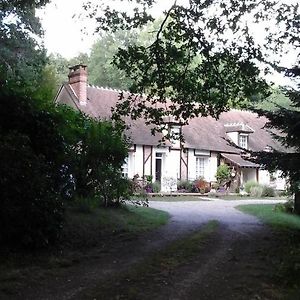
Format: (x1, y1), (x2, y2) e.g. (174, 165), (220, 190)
(37, 0), (174, 59)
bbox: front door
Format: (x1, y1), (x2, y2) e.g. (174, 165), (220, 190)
(155, 153), (163, 182)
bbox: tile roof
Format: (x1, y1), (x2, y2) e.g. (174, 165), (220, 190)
(55, 84), (285, 153)
(221, 153), (259, 168)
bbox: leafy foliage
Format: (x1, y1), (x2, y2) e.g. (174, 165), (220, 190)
(0, 90), (65, 249)
(87, 0), (298, 137)
(71, 119), (129, 206)
(216, 164), (231, 185)
(252, 66), (300, 212)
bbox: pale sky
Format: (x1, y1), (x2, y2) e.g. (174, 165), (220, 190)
(37, 0), (174, 58)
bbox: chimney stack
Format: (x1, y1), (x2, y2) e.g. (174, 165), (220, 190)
(68, 64), (87, 105)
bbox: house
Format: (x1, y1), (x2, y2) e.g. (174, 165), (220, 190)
(55, 64), (286, 192)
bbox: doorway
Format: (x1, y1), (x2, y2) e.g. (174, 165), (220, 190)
(155, 153), (163, 182)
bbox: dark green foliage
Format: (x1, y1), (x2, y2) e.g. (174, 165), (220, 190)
(0, 90), (65, 249)
(262, 185), (276, 197)
(0, 0), (49, 93)
(72, 119), (129, 206)
(253, 66), (300, 213)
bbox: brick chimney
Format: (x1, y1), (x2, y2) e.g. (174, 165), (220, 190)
(68, 64), (87, 105)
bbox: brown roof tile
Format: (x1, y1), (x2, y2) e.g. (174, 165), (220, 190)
(55, 84), (285, 152)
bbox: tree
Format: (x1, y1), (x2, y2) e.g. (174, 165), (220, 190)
(72, 118), (129, 207)
(87, 1), (297, 130)
(0, 0), (50, 92)
(253, 66), (300, 213)
(89, 31), (134, 89)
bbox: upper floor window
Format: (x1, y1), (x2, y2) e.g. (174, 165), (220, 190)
(239, 134), (248, 149)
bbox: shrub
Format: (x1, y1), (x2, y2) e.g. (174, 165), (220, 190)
(216, 164), (231, 185)
(262, 185), (276, 197)
(177, 180), (193, 192)
(0, 133), (64, 249)
(250, 185), (264, 197)
(145, 181), (161, 193)
(193, 178), (211, 193)
(72, 196), (98, 213)
(274, 199), (294, 213)
(244, 181), (260, 194)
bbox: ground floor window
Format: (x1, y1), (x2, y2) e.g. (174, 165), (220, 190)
(196, 157), (205, 178)
(121, 157), (129, 178)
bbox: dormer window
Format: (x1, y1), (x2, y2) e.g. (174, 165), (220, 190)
(224, 122), (254, 149)
(239, 134), (248, 149)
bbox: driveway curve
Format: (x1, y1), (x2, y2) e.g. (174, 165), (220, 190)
(149, 198), (285, 234)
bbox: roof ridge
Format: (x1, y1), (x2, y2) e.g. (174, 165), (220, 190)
(87, 84), (127, 93)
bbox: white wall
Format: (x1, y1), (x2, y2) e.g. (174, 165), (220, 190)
(132, 145), (144, 178)
(227, 132), (238, 145)
(187, 149), (217, 182)
(259, 169), (286, 190)
(241, 168), (257, 185)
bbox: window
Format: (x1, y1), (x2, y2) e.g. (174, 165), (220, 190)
(121, 157), (129, 178)
(239, 135), (248, 149)
(196, 157), (205, 178)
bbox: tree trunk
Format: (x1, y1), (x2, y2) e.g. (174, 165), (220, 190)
(294, 191), (300, 215)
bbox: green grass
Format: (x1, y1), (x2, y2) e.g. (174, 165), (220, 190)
(64, 204), (170, 248)
(237, 204), (300, 296)
(236, 204), (300, 230)
(209, 195), (288, 201)
(83, 220), (219, 299)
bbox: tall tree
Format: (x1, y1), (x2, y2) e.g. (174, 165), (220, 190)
(0, 0), (50, 92)
(253, 67), (300, 213)
(87, 0), (298, 129)
(88, 31), (136, 89)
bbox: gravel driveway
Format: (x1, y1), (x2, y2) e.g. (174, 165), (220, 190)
(149, 198), (286, 235)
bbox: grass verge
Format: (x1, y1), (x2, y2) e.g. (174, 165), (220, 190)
(210, 195), (288, 201)
(236, 204), (300, 230)
(82, 220), (219, 299)
(236, 204), (300, 296)
(0, 204), (169, 297)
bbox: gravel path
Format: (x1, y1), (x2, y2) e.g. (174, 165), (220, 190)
(149, 198), (286, 234)
(5, 198), (287, 300)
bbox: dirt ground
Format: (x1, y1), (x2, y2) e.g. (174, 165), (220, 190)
(0, 199), (292, 300)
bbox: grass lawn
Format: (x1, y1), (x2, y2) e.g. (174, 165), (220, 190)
(209, 195), (288, 201)
(62, 204), (170, 249)
(0, 204), (170, 296)
(236, 204), (300, 230)
(236, 204), (300, 295)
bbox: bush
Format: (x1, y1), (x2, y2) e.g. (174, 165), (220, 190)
(274, 199), (294, 213)
(177, 180), (193, 192)
(262, 185), (276, 197)
(0, 133), (64, 249)
(244, 181), (260, 194)
(145, 181), (161, 193)
(216, 164), (231, 185)
(193, 178), (211, 193)
(249, 185), (263, 197)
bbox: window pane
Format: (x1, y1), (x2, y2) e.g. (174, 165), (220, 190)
(196, 157), (205, 178)
(122, 157), (129, 178)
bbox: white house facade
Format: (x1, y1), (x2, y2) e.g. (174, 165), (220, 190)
(55, 64), (287, 192)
